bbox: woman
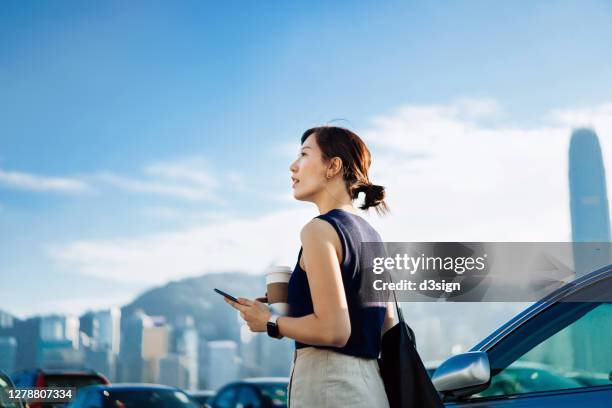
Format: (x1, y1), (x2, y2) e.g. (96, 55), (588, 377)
(226, 126), (394, 407)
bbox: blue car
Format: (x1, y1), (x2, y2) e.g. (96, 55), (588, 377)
(432, 264), (612, 407)
(207, 378), (288, 408)
(66, 384), (200, 408)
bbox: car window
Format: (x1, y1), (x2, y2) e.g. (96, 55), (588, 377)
(213, 386), (237, 408)
(45, 375), (106, 390)
(236, 386), (261, 408)
(476, 301), (612, 398)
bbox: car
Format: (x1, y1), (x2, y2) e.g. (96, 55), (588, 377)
(66, 383), (200, 408)
(431, 264), (612, 407)
(10, 368), (109, 408)
(0, 371), (26, 408)
(207, 378), (288, 408)
(188, 390), (216, 407)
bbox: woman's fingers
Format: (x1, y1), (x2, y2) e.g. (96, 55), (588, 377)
(224, 297), (247, 311)
(237, 297), (254, 306)
(255, 296), (268, 303)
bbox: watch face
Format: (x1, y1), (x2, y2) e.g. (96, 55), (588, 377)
(267, 321), (280, 338)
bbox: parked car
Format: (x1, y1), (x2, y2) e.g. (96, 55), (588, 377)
(66, 384), (200, 408)
(10, 368), (109, 408)
(0, 371), (26, 408)
(188, 390), (216, 407)
(207, 378), (288, 408)
(432, 264), (612, 407)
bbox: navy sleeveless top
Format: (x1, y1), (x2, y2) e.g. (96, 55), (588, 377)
(287, 208), (387, 358)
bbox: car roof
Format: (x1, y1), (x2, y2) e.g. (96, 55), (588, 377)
(471, 264), (612, 352)
(241, 377), (289, 384)
(189, 390), (216, 396)
(20, 368), (103, 376)
(84, 383), (182, 391)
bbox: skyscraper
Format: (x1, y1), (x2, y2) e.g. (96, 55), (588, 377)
(569, 128), (611, 276)
(92, 308), (121, 354)
(568, 128), (611, 377)
(207, 340), (239, 390)
(38, 315), (82, 367)
(0, 337), (17, 373)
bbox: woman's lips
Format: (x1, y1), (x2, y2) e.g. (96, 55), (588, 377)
(291, 178), (299, 187)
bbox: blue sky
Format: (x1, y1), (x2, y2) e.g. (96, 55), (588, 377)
(1, 0), (612, 318)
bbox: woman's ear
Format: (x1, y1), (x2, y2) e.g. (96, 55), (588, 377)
(327, 157), (343, 178)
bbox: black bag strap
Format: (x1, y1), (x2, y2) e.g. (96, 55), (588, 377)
(387, 270), (417, 346)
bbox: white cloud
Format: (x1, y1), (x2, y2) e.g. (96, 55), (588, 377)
(47, 98), (611, 285)
(93, 156), (244, 202)
(0, 168), (90, 193)
(96, 171), (218, 202)
(48, 207), (311, 284)
(144, 157), (218, 188)
(362, 100), (610, 242)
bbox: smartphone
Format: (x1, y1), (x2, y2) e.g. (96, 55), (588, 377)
(214, 288), (238, 303)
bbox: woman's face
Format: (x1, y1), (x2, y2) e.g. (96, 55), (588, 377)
(289, 134), (328, 201)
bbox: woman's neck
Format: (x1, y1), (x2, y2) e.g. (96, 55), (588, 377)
(316, 200), (356, 215)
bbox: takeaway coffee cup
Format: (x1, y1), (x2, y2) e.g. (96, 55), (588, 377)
(265, 266), (292, 315)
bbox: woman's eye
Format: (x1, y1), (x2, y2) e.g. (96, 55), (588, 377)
(300, 152), (307, 157)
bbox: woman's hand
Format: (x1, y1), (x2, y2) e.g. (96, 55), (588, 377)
(225, 297), (272, 332)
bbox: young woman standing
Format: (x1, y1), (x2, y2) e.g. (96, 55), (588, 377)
(226, 126), (394, 407)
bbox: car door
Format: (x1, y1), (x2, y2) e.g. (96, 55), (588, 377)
(446, 276), (612, 407)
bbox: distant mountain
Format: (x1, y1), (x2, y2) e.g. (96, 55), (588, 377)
(121, 272), (267, 341)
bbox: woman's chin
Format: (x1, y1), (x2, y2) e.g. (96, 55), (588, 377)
(292, 190), (310, 202)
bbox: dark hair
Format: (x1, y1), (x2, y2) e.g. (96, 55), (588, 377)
(301, 126), (388, 214)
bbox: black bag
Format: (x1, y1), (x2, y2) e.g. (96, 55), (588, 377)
(378, 291), (445, 408)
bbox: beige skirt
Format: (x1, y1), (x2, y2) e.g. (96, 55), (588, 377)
(287, 347), (390, 408)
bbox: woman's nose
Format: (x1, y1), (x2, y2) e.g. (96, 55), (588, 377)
(289, 159), (298, 173)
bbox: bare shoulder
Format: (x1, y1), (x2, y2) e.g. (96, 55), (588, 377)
(300, 219), (343, 265)
(300, 218), (338, 244)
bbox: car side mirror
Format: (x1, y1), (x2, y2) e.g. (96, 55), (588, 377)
(431, 351), (491, 398)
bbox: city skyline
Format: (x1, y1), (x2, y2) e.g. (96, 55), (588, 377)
(2, 1), (612, 318)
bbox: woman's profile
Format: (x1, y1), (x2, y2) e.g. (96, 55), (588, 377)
(226, 125), (394, 407)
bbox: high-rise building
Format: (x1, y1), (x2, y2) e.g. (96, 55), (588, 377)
(159, 354), (191, 389)
(119, 311), (169, 383)
(82, 308), (121, 381)
(92, 308), (121, 354)
(13, 317), (40, 371)
(240, 324), (292, 378)
(170, 316), (198, 390)
(568, 128), (611, 375)
(40, 315), (80, 347)
(119, 311), (149, 382)
(0, 337), (17, 374)
(142, 318), (170, 384)
(0, 311), (14, 330)
(569, 128), (611, 276)
(38, 315), (82, 368)
(207, 340), (239, 390)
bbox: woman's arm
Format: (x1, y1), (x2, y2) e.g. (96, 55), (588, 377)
(382, 301), (396, 334)
(227, 218), (351, 347)
(276, 219), (351, 347)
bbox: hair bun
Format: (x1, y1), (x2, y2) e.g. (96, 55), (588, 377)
(352, 182), (388, 214)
